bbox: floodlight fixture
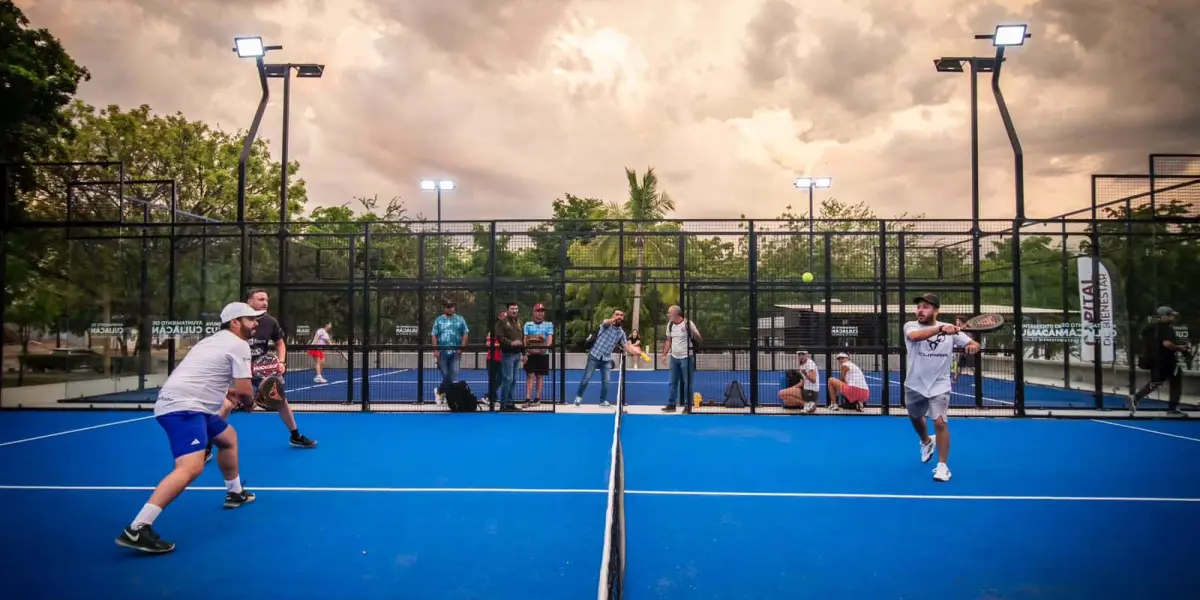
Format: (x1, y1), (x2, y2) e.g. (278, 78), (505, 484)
(992, 25), (1030, 47)
(295, 64), (325, 78)
(794, 177), (811, 188)
(420, 180), (437, 191)
(420, 179), (456, 280)
(813, 177), (832, 189)
(934, 58), (966, 72)
(234, 36), (265, 58)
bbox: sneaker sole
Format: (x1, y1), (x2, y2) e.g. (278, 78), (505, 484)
(115, 538), (175, 553)
(224, 495), (257, 510)
(290, 441), (318, 448)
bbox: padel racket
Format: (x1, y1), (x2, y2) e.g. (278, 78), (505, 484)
(959, 313), (1005, 333)
(251, 353), (284, 378)
(254, 375), (286, 411)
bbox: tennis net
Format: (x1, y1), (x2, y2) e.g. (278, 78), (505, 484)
(597, 355), (627, 600)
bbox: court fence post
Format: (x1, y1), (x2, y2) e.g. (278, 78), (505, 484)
(897, 233), (908, 406)
(879, 221), (890, 415)
(361, 223), (372, 411)
(1089, 228), (1103, 409)
(823, 232), (834, 383)
(1011, 217), (1026, 417)
(558, 231), (568, 410)
(416, 232), (426, 407)
(347, 235), (358, 407)
(748, 220), (758, 413)
(487, 222), (498, 412)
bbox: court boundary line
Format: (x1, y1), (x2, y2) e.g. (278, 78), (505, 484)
(624, 490), (1200, 502)
(0, 415), (155, 448)
(1, 485), (1196, 503)
(1090, 419), (1200, 443)
(0, 485), (609, 493)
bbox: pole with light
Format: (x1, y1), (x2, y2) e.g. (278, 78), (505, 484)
(420, 179), (455, 281)
(232, 36), (281, 294)
(263, 61), (324, 326)
(793, 176), (832, 269)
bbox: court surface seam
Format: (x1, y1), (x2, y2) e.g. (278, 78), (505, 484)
(1090, 419), (1200, 443)
(1, 485), (1196, 502)
(0, 415), (156, 448)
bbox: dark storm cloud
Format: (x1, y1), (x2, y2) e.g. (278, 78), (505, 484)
(742, 0), (800, 89)
(373, 0), (576, 73)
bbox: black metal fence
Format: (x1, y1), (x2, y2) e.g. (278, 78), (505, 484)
(2, 159), (1197, 417)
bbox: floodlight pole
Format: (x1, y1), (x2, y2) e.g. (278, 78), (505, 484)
(235, 46), (276, 296)
(807, 185), (814, 267)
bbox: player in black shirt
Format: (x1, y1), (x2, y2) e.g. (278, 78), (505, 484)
(1129, 306), (1191, 416)
(206, 289), (317, 462)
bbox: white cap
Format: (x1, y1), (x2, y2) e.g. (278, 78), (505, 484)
(220, 302), (265, 324)
(836, 352), (850, 359)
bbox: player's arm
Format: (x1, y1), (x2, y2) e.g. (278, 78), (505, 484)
(274, 325), (287, 373)
(430, 321), (439, 351)
(954, 332), (981, 354)
(905, 322), (953, 342)
(804, 366), (817, 383)
(840, 364), (849, 381)
(228, 346), (255, 410)
(688, 320), (703, 342)
(622, 333), (643, 356)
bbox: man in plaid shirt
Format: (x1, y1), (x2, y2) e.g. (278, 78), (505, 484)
(572, 309), (644, 407)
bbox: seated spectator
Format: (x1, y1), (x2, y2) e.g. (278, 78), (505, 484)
(778, 350), (820, 413)
(828, 352), (870, 412)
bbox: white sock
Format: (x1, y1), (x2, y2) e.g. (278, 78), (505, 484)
(132, 503), (162, 530)
(937, 461), (948, 469)
(225, 476), (243, 494)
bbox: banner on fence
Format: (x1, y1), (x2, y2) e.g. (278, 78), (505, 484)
(1076, 257), (1116, 363)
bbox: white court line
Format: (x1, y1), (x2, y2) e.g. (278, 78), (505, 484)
(1090, 419), (1200, 443)
(0, 485), (607, 494)
(0, 485), (1194, 503)
(624, 490), (1200, 503)
(289, 369), (408, 393)
(0, 415), (155, 448)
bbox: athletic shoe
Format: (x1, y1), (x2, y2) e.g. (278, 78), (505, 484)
(600, 400), (612, 408)
(290, 434), (317, 449)
(920, 437), (935, 463)
(802, 401), (816, 413)
(204, 446), (214, 464)
(115, 525), (174, 554)
(933, 463), (952, 482)
(661, 404), (677, 413)
(224, 489), (256, 509)
(573, 397), (582, 406)
(1125, 395), (1138, 414)
(313, 376), (328, 384)
(499, 404), (523, 412)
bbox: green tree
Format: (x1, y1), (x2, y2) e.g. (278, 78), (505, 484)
(0, 0), (91, 208)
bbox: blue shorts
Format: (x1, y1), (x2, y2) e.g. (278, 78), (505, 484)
(157, 411), (229, 459)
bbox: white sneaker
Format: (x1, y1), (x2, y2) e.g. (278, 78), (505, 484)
(573, 397), (582, 406)
(435, 391), (445, 405)
(313, 376), (327, 384)
(933, 463), (951, 482)
(803, 401), (816, 414)
(600, 400), (612, 408)
(921, 437), (935, 463)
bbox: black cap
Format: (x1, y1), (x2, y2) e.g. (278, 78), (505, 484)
(913, 293), (940, 308)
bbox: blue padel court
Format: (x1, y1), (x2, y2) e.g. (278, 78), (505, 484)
(58, 366), (1179, 411)
(0, 410), (1197, 599)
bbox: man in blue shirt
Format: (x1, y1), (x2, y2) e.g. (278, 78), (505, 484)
(572, 309), (644, 407)
(431, 300), (469, 403)
(522, 303), (555, 404)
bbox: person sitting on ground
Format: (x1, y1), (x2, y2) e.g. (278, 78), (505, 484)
(827, 352), (870, 412)
(778, 350), (820, 413)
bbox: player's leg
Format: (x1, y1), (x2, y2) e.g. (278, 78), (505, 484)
(928, 393), (952, 481)
(116, 412), (211, 553)
(827, 378), (843, 409)
(524, 362), (536, 403)
(208, 416), (256, 508)
(277, 396), (317, 448)
(574, 356), (598, 405)
(778, 387), (805, 408)
(904, 388), (936, 464)
(597, 358), (614, 407)
(1167, 366), (1183, 414)
(665, 357), (682, 411)
(1130, 367), (1168, 413)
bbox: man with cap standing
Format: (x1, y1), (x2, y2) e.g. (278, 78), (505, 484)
(1129, 306), (1191, 416)
(902, 293), (980, 482)
(522, 303), (554, 405)
(115, 302), (261, 554)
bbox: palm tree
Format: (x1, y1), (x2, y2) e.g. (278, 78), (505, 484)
(592, 167), (677, 336)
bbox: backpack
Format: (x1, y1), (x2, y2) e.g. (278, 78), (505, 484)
(669, 320), (701, 351)
(723, 380), (747, 408)
(444, 381), (483, 412)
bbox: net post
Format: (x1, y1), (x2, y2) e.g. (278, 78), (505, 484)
(879, 221), (890, 415)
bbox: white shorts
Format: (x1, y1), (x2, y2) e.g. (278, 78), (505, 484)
(905, 388), (950, 421)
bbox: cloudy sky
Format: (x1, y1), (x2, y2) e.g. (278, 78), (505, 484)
(17, 0), (1200, 223)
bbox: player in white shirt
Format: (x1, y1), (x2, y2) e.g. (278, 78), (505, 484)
(779, 350), (820, 413)
(828, 353), (870, 412)
(114, 302), (262, 554)
(309, 322), (333, 384)
(903, 293), (980, 482)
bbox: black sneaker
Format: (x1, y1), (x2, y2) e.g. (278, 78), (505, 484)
(499, 404), (523, 412)
(661, 405), (677, 413)
(224, 489), (256, 509)
(204, 445), (214, 464)
(115, 525), (174, 554)
(290, 434), (317, 449)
